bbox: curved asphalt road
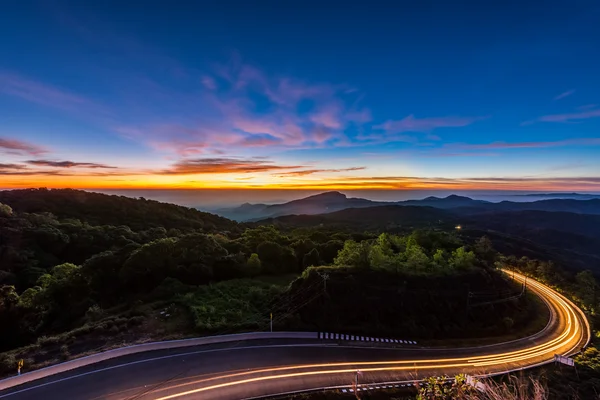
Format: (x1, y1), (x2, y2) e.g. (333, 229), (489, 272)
(0, 271), (590, 400)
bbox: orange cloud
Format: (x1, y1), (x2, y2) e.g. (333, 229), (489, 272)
(274, 167), (366, 177)
(158, 157), (305, 175)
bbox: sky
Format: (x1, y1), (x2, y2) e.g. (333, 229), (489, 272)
(1, 0), (600, 193)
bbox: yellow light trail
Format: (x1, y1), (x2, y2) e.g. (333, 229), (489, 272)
(151, 271), (589, 400)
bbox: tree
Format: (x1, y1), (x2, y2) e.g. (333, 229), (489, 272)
(0, 285), (19, 310)
(575, 270), (597, 310)
(368, 243), (393, 270)
(432, 249), (447, 268)
(404, 244), (430, 271)
(334, 240), (370, 269)
(246, 253), (262, 276)
(302, 248), (321, 270)
(0, 203), (12, 217)
(257, 241), (296, 274)
(449, 247), (476, 270)
(81, 244), (139, 306)
(36, 263), (91, 330)
(292, 239), (316, 270)
(0, 285), (25, 351)
(474, 236), (497, 266)
(318, 240), (344, 264)
(242, 226), (285, 252)
(120, 238), (177, 289)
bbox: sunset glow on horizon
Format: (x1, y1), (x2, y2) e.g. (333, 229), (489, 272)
(2, 2), (600, 193)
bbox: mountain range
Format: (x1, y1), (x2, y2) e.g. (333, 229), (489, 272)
(212, 191), (600, 221)
(253, 197), (600, 274)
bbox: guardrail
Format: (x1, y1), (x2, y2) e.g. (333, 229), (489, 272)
(0, 331), (317, 392)
(318, 332), (417, 345)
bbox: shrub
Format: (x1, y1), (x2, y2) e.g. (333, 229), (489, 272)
(59, 344), (70, 360)
(85, 305), (105, 322)
(0, 353), (17, 374)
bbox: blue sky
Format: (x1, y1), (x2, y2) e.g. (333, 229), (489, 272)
(1, 0), (600, 190)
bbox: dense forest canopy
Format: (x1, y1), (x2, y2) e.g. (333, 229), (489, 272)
(0, 188), (238, 232)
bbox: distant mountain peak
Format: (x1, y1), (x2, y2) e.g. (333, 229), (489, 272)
(304, 191), (347, 200)
(422, 194), (476, 202)
(445, 194), (473, 200)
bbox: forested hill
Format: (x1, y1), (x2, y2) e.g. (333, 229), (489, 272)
(0, 188), (238, 233)
(258, 205), (455, 230)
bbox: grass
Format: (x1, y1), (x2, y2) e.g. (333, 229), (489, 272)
(177, 278), (286, 333)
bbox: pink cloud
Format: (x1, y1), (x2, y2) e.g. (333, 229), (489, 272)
(237, 136), (282, 147)
(374, 114), (485, 133)
(274, 167), (366, 177)
(116, 123), (240, 156)
(201, 76), (217, 90)
(112, 57), (368, 154)
(450, 138), (600, 150)
(310, 126), (334, 143)
(0, 137), (48, 156)
(554, 89), (575, 101)
(158, 157), (304, 175)
(309, 104), (343, 129)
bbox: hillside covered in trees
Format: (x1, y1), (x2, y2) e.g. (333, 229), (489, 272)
(0, 188), (598, 396)
(261, 204), (600, 274)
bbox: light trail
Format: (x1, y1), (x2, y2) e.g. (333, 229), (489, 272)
(152, 270), (589, 400)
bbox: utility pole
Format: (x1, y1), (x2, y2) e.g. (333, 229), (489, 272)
(318, 272), (330, 293)
(355, 370), (362, 387)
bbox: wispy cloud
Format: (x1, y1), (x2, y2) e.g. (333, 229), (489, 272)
(554, 89), (575, 101)
(0, 163), (27, 170)
(0, 169), (64, 176)
(158, 157), (305, 175)
(201, 76), (217, 90)
(26, 160), (117, 169)
(115, 56), (372, 155)
(274, 167), (366, 177)
(374, 114), (486, 134)
(524, 109), (600, 125)
(0, 71), (100, 114)
(0, 137), (48, 156)
(448, 138), (600, 150)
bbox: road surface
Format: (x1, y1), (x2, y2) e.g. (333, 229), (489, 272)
(0, 271), (590, 399)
